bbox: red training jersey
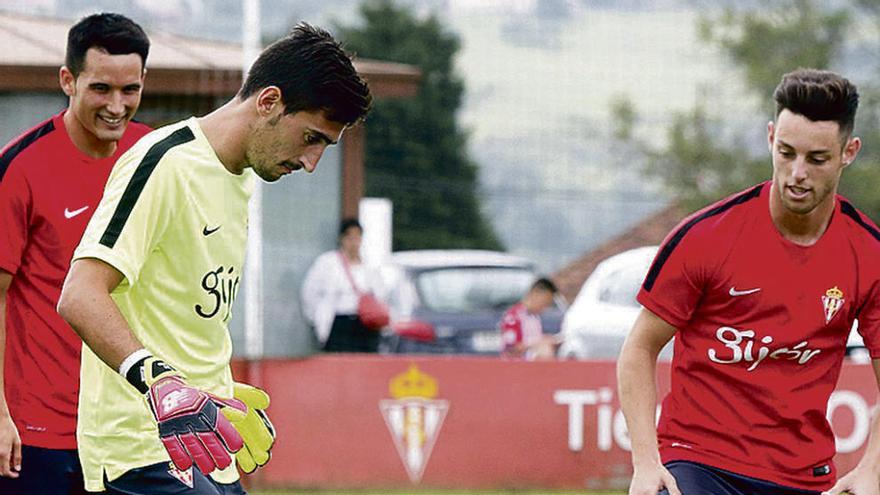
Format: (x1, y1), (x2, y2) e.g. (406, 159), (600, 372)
(0, 111), (150, 449)
(500, 302), (543, 358)
(637, 182), (880, 491)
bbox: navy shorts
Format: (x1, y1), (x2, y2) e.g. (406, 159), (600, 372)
(103, 462), (246, 495)
(0, 444), (87, 494)
(658, 461), (821, 495)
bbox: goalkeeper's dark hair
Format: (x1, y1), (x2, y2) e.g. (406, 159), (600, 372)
(774, 68), (859, 142)
(239, 23), (372, 126)
(66, 13), (150, 77)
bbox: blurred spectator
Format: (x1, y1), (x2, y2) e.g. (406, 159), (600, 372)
(301, 218), (387, 352)
(499, 278), (560, 360)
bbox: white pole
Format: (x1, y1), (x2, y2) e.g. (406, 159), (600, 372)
(243, 0), (263, 360)
(359, 198), (394, 267)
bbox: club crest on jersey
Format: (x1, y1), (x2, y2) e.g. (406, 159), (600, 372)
(822, 286), (844, 324)
(379, 364), (449, 484)
(167, 465), (193, 488)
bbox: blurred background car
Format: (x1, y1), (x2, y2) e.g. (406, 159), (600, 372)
(380, 250), (564, 354)
(847, 322), (870, 363)
(558, 245), (869, 362)
(557, 246), (670, 360)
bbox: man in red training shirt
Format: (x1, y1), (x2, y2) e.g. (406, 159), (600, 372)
(0, 13), (150, 494)
(619, 68), (880, 495)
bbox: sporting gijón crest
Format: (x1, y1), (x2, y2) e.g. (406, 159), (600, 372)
(822, 286), (844, 324)
(379, 364), (449, 484)
(167, 465), (193, 488)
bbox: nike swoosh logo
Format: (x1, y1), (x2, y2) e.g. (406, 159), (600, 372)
(64, 206), (89, 219)
(202, 225), (221, 236)
(729, 286), (761, 297)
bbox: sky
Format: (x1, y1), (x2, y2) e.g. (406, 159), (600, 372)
(0, 0), (760, 272)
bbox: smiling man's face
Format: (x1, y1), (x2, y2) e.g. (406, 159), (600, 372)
(61, 47), (144, 156)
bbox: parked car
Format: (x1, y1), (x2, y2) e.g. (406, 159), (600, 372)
(847, 321), (870, 363)
(558, 245), (868, 362)
(557, 246), (668, 360)
(379, 250), (564, 354)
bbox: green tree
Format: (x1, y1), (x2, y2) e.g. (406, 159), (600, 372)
(337, 0), (502, 250)
(625, 0), (880, 219)
(700, 0), (849, 99)
(644, 106), (767, 211)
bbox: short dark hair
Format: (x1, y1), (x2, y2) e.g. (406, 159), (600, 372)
(773, 68), (859, 139)
(339, 218), (362, 236)
(238, 23), (372, 126)
(531, 277), (558, 294)
(65, 13), (150, 76)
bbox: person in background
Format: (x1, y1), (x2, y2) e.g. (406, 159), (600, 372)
(301, 218), (388, 352)
(0, 13), (150, 494)
(500, 277), (560, 360)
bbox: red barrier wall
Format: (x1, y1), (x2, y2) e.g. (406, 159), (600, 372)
(232, 357), (879, 491)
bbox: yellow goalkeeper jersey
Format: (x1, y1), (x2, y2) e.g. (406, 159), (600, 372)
(72, 117), (254, 491)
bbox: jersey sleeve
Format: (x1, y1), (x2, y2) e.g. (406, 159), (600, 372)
(0, 163), (31, 275)
(856, 278), (880, 358)
(637, 227), (711, 329)
(72, 142), (178, 287)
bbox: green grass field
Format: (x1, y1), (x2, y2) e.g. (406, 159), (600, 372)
(252, 491), (624, 495)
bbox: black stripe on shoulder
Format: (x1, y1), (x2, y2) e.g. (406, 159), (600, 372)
(840, 200), (880, 242)
(99, 127), (195, 248)
(643, 184), (764, 292)
(0, 120), (56, 181)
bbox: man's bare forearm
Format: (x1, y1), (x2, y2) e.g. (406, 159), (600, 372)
(618, 340), (661, 466)
(0, 270), (12, 418)
(57, 259), (143, 371)
(618, 309), (676, 468)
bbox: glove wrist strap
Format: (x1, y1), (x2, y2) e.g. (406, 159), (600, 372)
(120, 351), (179, 394)
(118, 348), (152, 377)
(125, 356), (153, 394)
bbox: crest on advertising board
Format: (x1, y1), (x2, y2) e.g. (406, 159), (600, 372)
(379, 364), (449, 483)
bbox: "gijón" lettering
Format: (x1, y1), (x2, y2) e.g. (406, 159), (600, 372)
(707, 326), (821, 372)
(195, 265), (240, 322)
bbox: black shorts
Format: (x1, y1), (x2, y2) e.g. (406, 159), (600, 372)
(658, 461), (821, 495)
(0, 444), (87, 494)
(103, 462), (246, 495)
(323, 314), (379, 352)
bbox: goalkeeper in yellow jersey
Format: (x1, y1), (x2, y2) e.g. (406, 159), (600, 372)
(57, 24), (371, 494)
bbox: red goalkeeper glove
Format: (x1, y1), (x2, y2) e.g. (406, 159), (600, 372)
(126, 355), (246, 474)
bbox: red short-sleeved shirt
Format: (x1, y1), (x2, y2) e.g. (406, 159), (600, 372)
(500, 302), (543, 357)
(637, 182), (880, 491)
(0, 111), (150, 449)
